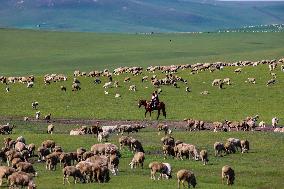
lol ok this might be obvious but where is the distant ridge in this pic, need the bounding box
[0,0,284,32]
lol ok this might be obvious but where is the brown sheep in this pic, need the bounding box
[16,162,37,176]
[129,152,145,169]
[119,136,132,150]
[75,161,93,183]
[28,143,35,157]
[177,169,197,189]
[59,153,72,168]
[37,146,50,162]
[222,165,235,185]
[45,152,60,171]
[224,142,236,154]
[62,166,84,184]
[157,123,171,135]
[163,145,175,159]
[8,171,36,189]
[76,147,86,162]
[11,157,23,168]
[149,162,172,180]
[109,154,119,175]
[227,138,241,151]
[240,140,250,153]
[5,150,22,166]
[184,118,195,131]
[82,151,94,161]
[15,141,27,152]
[161,136,175,146]
[200,150,209,165]
[41,140,55,150]
[214,142,225,157]
[0,166,16,186]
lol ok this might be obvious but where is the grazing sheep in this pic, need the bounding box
[16,136,26,144]
[259,121,266,128]
[129,152,145,169]
[115,93,121,98]
[246,77,256,84]
[16,162,37,176]
[109,154,120,175]
[149,162,172,180]
[31,101,39,109]
[124,77,131,82]
[223,78,231,85]
[72,83,81,91]
[266,79,276,86]
[177,169,197,189]
[41,140,55,150]
[27,82,34,88]
[214,142,225,157]
[97,131,110,142]
[199,150,209,165]
[62,166,84,185]
[103,82,112,88]
[161,136,175,146]
[234,68,242,73]
[44,113,51,122]
[222,165,235,185]
[45,152,60,171]
[102,125,118,134]
[224,142,236,154]
[47,124,54,134]
[240,140,250,153]
[0,166,16,186]
[163,145,175,159]
[272,117,279,128]
[61,86,67,91]
[37,147,50,162]
[129,85,137,92]
[27,143,35,157]
[157,123,171,135]
[227,138,241,151]
[76,147,87,162]
[8,171,36,189]
[15,141,27,152]
[35,111,40,120]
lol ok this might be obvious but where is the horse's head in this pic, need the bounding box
[138,100,146,108]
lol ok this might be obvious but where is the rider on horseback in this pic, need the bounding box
[150,91,159,109]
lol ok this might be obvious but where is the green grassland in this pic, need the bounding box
[0,122,283,189]
[0,29,284,123]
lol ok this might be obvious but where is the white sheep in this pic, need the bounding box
[115,94,121,98]
[272,117,279,128]
[129,85,137,92]
[27,82,34,88]
[35,111,40,120]
[97,131,110,142]
[258,121,266,128]
[103,82,112,88]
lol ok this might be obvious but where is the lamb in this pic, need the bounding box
[103,82,112,88]
[129,85,137,91]
[8,171,36,189]
[129,152,145,169]
[31,101,39,109]
[97,131,110,142]
[47,124,54,134]
[62,166,84,184]
[234,68,242,73]
[177,169,197,189]
[272,117,279,128]
[149,162,172,180]
[130,138,145,153]
[199,150,209,165]
[119,136,132,150]
[16,162,37,176]
[240,140,250,153]
[222,165,235,185]
[214,142,225,157]
[0,166,16,186]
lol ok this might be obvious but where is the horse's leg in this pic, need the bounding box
[162,107,166,118]
[145,110,147,118]
[157,109,160,120]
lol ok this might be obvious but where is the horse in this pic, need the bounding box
[138,100,166,120]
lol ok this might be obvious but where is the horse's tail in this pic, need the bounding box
[161,102,166,118]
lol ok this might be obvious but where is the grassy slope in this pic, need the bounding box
[0,122,283,189]
[0,30,284,123]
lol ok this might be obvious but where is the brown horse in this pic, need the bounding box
[138,100,166,120]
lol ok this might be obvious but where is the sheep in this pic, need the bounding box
[15,141,27,152]
[177,169,197,189]
[221,165,235,185]
[11,158,23,168]
[246,77,256,84]
[240,140,250,153]
[129,152,145,169]
[149,162,172,180]
[184,118,195,131]
[82,151,94,161]
[109,154,120,175]
[223,78,231,85]
[44,113,51,122]
[157,123,172,135]
[5,150,22,166]
[115,93,121,98]
[124,77,131,82]
[24,117,29,121]
[234,68,242,73]
[61,86,67,91]
[129,85,137,91]
[47,124,54,134]
[41,140,55,150]
[102,125,118,134]
[0,123,15,135]
[214,142,225,157]
[8,171,36,189]
[70,129,85,135]
[72,83,81,91]
[185,87,190,92]
[119,136,132,150]
[63,166,84,184]
[27,143,35,157]
[45,152,60,171]
[103,82,112,88]
[272,117,279,128]
[31,101,39,109]
[0,166,16,186]
[27,82,34,88]
[259,121,266,128]
[213,121,223,132]
[162,145,175,159]
[37,147,50,162]
[16,162,37,176]
[161,136,175,146]
[142,76,148,82]
[266,79,276,86]
[200,150,209,165]
[224,142,236,154]
[35,111,40,120]
[175,143,199,160]
[97,131,110,142]
[76,147,86,162]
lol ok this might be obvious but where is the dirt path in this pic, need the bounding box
[0,116,275,132]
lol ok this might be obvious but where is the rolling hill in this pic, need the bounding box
[0,0,284,32]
